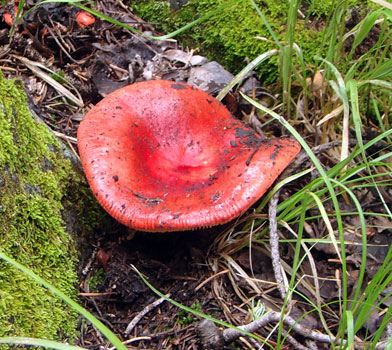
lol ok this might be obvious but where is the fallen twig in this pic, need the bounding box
[198,311,337,348]
[124,294,170,335]
[269,189,287,299]
[198,310,391,349]
[283,331,311,350]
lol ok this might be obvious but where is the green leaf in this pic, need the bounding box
[352,11,381,52]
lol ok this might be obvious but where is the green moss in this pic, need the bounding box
[132,0,171,24]
[87,268,106,292]
[177,302,201,325]
[303,0,369,17]
[131,0,371,82]
[0,72,103,341]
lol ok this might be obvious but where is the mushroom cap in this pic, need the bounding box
[75,11,95,28]
[77,80,300,232]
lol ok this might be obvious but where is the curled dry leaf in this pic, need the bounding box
[96,249,110,271]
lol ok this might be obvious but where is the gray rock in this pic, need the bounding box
[187,61,234,95]
[163,49,208,66]
[190,55,208,66]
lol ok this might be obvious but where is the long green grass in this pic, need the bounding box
[228,1,392,348]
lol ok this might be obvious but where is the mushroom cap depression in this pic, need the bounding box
[77,80,300,232]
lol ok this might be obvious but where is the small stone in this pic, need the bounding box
[190,55,208,66]
[187,61,234,95]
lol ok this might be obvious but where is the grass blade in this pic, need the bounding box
[14,56,84,107]
[371,0,392,10]
[216,49,278,102]
[0,337,88,350]
[346,311,354,350]
[308,192,341,261]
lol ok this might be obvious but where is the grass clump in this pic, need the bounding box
[210,0,392,347]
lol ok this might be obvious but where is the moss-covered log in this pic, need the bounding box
[0,72,103,342]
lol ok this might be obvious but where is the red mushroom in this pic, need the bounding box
[3,0,21,27]
[77,80,300,232]
[75,11,95,29]
[3,13,13,26]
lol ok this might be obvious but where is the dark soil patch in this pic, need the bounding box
[78,224,238,349]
